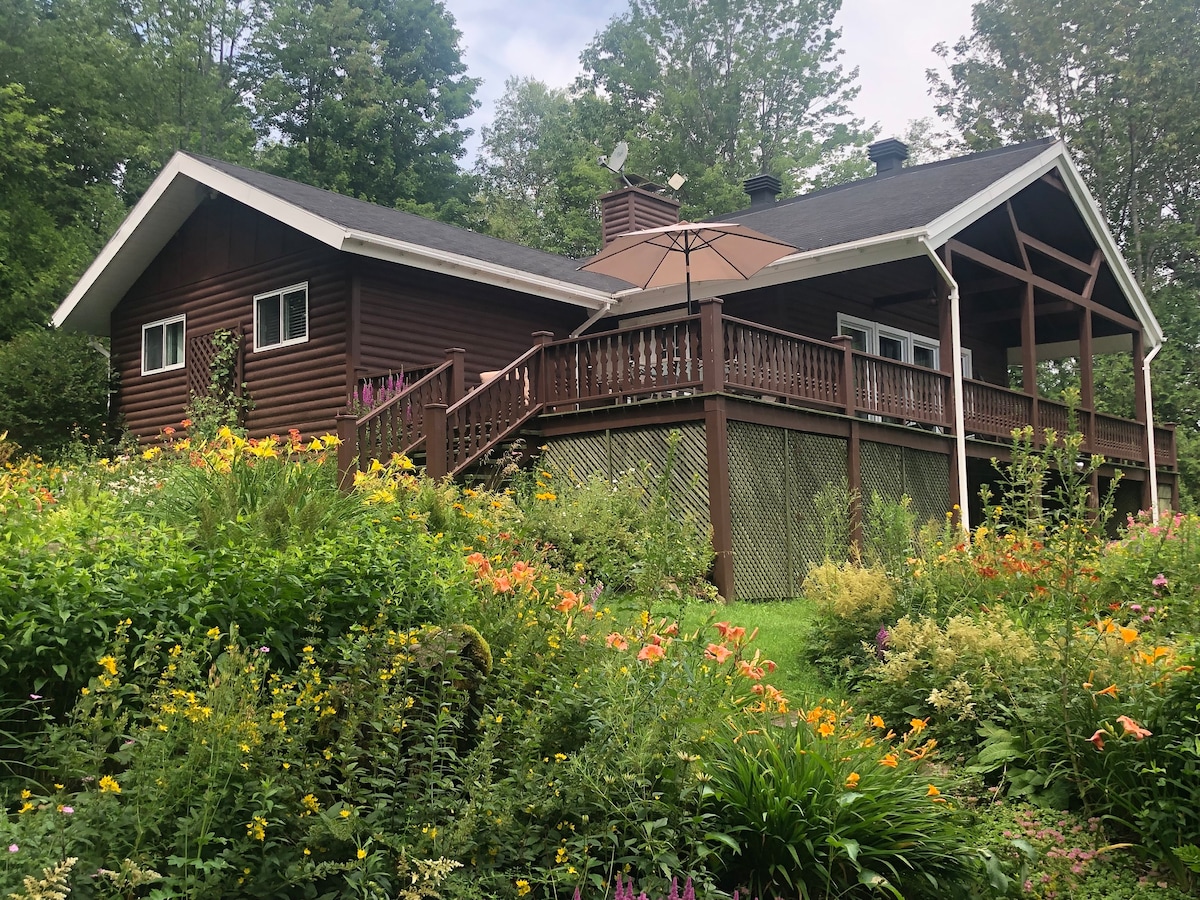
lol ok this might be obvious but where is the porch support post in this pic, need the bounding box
[445,347,466,404]
[1021,283,1040,440]
[532,331,554,407]
[1078,308,1097,509]
[703,395,735,601]
[335,413,358,492]
[699,298,724,393]
[425,403,448,480]
[831,335,855,416]
[847,419,863,555]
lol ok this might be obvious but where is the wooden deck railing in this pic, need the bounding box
[335,349,462,487]
[339,300,1175,486]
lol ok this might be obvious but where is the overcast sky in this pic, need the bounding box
[450,0,978,164]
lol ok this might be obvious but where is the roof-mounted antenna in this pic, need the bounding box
[598,141,631,186]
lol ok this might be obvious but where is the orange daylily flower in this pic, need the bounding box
[879,753,899,768]
[845,772,860,789]
[1095,684,1119,698]
[1116,715,1152,740]
[926,784,940,797]
[637,643,666,663]
[817,722,835,737]
[1118,626,1139,644]
[705,643,733,664]
[870,715,886,729]
[605,633,629,651]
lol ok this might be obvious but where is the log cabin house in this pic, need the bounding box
[53,138,1178,600]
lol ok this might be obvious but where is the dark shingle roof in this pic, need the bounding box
[722,139,1056,251]
[184,153,627,292]
[187,139,1055,289]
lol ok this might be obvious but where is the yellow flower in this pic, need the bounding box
[356,848,367,860]
[20,789,31,800]
[207,626,221,640]
[339,808,352,818]
[535,491,557,501]
[98,775,121,794]
[301,794,320,814]
[98,655,118,676]
[556,846,568,863]
[18,801,34,814]
[927,784,941,797]
[845,772,860,789]
[247,815,267,841]
[516,879,532,896]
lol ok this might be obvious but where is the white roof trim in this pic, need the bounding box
[53,152,610,334]
[923,141,1162,347]
[618,142,1162,346]
[341,232,611,309]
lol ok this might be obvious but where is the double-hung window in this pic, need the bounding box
[254,283,308,351]
[142,315,185,375]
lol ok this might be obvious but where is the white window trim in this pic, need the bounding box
[141,314,186,375]
[837,313,973,377]
[253,282,310,352]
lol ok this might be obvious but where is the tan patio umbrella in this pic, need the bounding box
[579,221,798,312]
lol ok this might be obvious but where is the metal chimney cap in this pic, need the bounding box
[867,138,909,176]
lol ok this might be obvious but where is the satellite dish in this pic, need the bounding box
[667,172,687,191]
[608,141,629,173]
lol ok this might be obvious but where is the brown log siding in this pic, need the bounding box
[355,263,588,386]
[112,198,349,441]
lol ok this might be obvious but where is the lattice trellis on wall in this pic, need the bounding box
[728,424,790,600]
[903,446,950,526]
[728,423,850,600]
[860,440,951,547]
[790,433,852,576]
[541,424,709,529]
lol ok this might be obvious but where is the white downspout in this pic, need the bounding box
[1142,342,1163,521]
[921,239,970,534]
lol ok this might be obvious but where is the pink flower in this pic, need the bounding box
[1088,730,1106,751]
[1152,574,1168,588]
[1116,715,1152,740]
[7,845,17,853]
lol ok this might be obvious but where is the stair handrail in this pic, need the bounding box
[433,334,551,478]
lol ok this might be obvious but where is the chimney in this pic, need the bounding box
[743,172,782,209]
[868,138,909,177]
[600,185,680,246]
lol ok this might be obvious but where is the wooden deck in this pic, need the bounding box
[339,299,1177,481]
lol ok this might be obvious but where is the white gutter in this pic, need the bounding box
[921,238,970,534]
[1142,342,1163,521]
[341,230,612,310]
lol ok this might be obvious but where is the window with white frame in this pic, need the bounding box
[254,283,309,351]
[837,313,973,377]
[142,315,185,375]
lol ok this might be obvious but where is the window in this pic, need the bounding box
[836,313,973,377]
[254,283,308,351]
[142,315,185,374]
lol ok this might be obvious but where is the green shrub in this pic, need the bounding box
[858,609,1039,754]
[516,432,713,602]
[802,560,895,681]
[0,329,113,459]
[703,707,974,899]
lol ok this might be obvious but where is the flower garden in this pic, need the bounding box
[1,425,1198,899]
